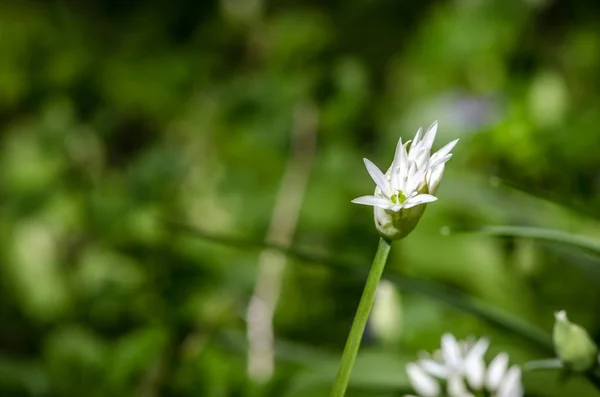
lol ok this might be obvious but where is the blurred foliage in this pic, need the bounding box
[3,0,600,396]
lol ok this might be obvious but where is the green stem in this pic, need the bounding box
[330,237,392,397]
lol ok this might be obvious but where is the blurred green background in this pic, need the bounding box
[2,0,600,396]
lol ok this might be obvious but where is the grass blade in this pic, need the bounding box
[470,225,600,255]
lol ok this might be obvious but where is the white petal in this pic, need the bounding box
[407,159,418,177]
[363,158,391,197]
[464,341,488,389]
[466,338,489,361]
[351,195,392,209]
[412,127,423,149]
[497,366,523,397]
[429,153,453,170]
[392,138,409,192]
[421,121,438,152]
[419,358,450,378]
[405,162,428,194]
[408,129,424,162]
[485,352,509,391]
[430,139,459,167]
[441,334,462,369]
[447,375,472,397]
[427,164,445,195]
[464,357,485,390]
[403,194,438,209]
[391,203,404,212]
[406,363,440,397]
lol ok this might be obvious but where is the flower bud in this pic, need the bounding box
[553,310,598,371]
[374,198,428,240]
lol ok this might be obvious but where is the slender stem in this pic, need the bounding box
[523,359,563,372]
[330,237,392,397]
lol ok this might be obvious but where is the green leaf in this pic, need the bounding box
[471,225,600,255]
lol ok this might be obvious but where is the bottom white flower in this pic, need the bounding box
[405,333,524,397]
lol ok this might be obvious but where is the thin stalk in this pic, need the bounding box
[330,237,392,397]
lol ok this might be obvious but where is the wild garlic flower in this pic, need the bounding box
[405,333,524,397]
[352,122,458,240]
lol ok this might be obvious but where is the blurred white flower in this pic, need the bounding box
[352,121,458,211]
[419,334,489,390]
[406,362,440,397]
[405,333,524,397]
[352,122,459,240]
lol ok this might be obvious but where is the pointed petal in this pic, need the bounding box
[416,147,431,171]
[466,337,489,361]
[406,155,429,194]
[363,158,391,197]
[464,357,486,390]
[496,365,522,397]
[441,333,462,368]
[404,171,422,196]
[419,358,450,378]
[412,127,423,148]
[485,352,509,391]
[421,121,438,152]
[463,339,489,389]
[403,161,419,193]
[431,139,459,164]
[406,363,440,397]
[429,152,453,170]
[351,195,392,209]
[447,375,472,397]
[409,127,423,159]
[403,194,438,209]
[392,138,409,192]
[427,164,446,195]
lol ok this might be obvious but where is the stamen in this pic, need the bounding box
[391,190,407,204]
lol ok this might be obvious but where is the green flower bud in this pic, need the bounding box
[553,310,598,372]
[374,197,427,240]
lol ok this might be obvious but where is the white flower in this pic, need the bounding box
[419,334,489,390]
[490,356,524,397]
[352,121,458,212]
[405,333,524,397]
[351,122,459,240]
[406,362,440,397]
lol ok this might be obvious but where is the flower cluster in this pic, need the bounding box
[405,334,523,397]
[352,122,458,239]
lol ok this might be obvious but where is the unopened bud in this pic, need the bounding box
[553,310,598,372]
[374,201,427,240]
